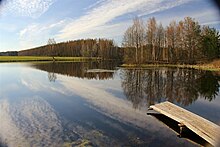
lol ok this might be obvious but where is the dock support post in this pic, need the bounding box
[178,123,186,137]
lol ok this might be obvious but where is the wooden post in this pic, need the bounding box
[178,123,186,137]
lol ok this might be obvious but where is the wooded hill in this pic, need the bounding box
[18,38,122,60]
[122,17,220,64]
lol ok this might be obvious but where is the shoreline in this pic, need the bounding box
[121,62,220,71]
[0,56,102,62]
[1,56,219,71]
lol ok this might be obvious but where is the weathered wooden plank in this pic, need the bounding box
[149,101,220,146]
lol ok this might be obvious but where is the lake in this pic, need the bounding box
[0,62,219,147]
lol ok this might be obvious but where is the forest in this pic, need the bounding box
[122,17,220,64]
[18,38,122,60]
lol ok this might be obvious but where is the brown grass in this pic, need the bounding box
[121,59,220,71]
[202,59,220,68]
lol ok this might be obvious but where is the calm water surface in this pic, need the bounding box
[0,62,219,147]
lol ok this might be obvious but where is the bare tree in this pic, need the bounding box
[132,17,145,63]
[156,23,165,61]
[122,16,219,64]
[166,21,177,62]
[176,20,185,62]
[123,17,145,63]
[182,17,201,63]
[147,17,157,61]
[122,27,134,47]
[47,38,56,60]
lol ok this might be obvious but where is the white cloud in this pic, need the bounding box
[84,0,106,11]
[19,19,67,49]
[68,22,130,41]
[154,7,220,27]
[192,9,220,25]
[138,0,193,17]
[201,21,220,26]
[17,0,219,49]
[19,20,66,38]
[2,0,55,18]
[0,97,63,147]
[54,75,158,129]
[56,0,192,40]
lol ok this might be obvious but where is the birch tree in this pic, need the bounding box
[147,17,157,61]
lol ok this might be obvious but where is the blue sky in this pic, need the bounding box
[0,0,219,51]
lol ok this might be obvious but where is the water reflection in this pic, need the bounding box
[1,63,194,146]
[31,61,119,81]
[121,68,220,108]
[48,72,57,82]
[1,63,219,146]
[148,113,208,146]
[0,97,63,147]
[30,62,220,108]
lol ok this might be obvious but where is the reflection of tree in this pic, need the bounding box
[197,72,220,101]
[48,72,57,82]
[45,62,57,82]
[121,70,145,109]
[121,68,220,108]
[31,61,119,80]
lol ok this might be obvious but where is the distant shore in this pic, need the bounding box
[0,56,101,62]
[1,56,219,71]
[121,59,220,71]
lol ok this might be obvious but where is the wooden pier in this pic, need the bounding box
[148,101,220,146]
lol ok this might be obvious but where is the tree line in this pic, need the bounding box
[122,17,220,64]
[18,38,122,60]
[0,51,18,56]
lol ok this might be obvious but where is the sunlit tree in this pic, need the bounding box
[123,17,145,63]
[147,17,157,61]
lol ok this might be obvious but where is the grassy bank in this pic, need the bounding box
[121,59,220,71]
[0,56,101,62]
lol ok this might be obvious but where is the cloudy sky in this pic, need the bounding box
[0,0,219,51]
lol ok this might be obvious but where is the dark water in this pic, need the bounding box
[0,62,219,147]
